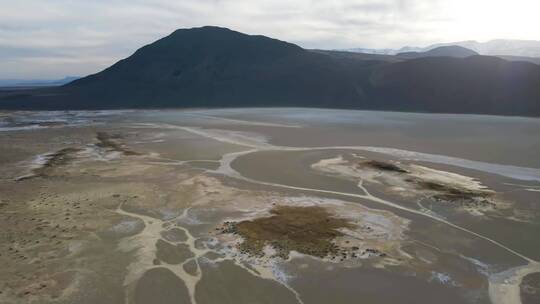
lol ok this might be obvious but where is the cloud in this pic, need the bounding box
[0,0,538,78]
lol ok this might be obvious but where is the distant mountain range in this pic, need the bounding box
[0,76,79,88]
[344,39,540,65]
[395,46,479,59]
[1,26,539,117]
[345,39,540,57]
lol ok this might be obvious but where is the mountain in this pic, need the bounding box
[344,39,540,62]
[0,76,79,88]
[1,26,540,117]
[340,47,397,55]
[496,55,540,66]
[367,56,540,115]
[428,39,540,58]
[60,27,362,109]
[396,46,478,59]
[311,49,399,63]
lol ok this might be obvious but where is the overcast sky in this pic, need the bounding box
[1,0,539,79]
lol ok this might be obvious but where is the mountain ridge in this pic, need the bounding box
[344,39,540,61]
[396,46,479,59]
[0,76,79,88]
[1,26,539,117]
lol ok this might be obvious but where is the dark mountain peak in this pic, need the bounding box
[427,45,478,56]
[70,26,305,87]
[159,25,303,55]
[166,25,249,42]
[173,25,231,33]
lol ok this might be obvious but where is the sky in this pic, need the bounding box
[1,0,539,79]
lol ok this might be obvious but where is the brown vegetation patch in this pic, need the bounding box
[37,148,82,172]
[36,121,67,128]
[359,160,408,173]
[222,206,354,259]
[409,179,495,208]
[96,132,140,156]
[414,180,485,198]
[18,147,82,180]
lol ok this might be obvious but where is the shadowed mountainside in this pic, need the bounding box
[1,26,539,116]
[367,56,540,115]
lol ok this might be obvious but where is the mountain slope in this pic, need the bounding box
[368,56,540,115]
[1,26,540,116]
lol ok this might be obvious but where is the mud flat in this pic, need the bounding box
[1,109,539,304]
[521,272,540,304]
[195,260,299,304]
[133,267,190,304]
[489,262,540,304]
[287,259,470,304]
